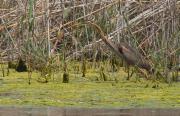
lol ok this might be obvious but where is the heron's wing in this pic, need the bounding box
[118,43,146,65]
[121,43,143,59]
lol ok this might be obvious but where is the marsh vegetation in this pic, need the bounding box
[0,0,180,107]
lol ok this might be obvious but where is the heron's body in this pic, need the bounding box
[74,22,155,76]
[117,42,154,74]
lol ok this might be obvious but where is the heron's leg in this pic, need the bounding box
[128,68,135,80]
[129,68,134,77]
[126,66,133,80]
